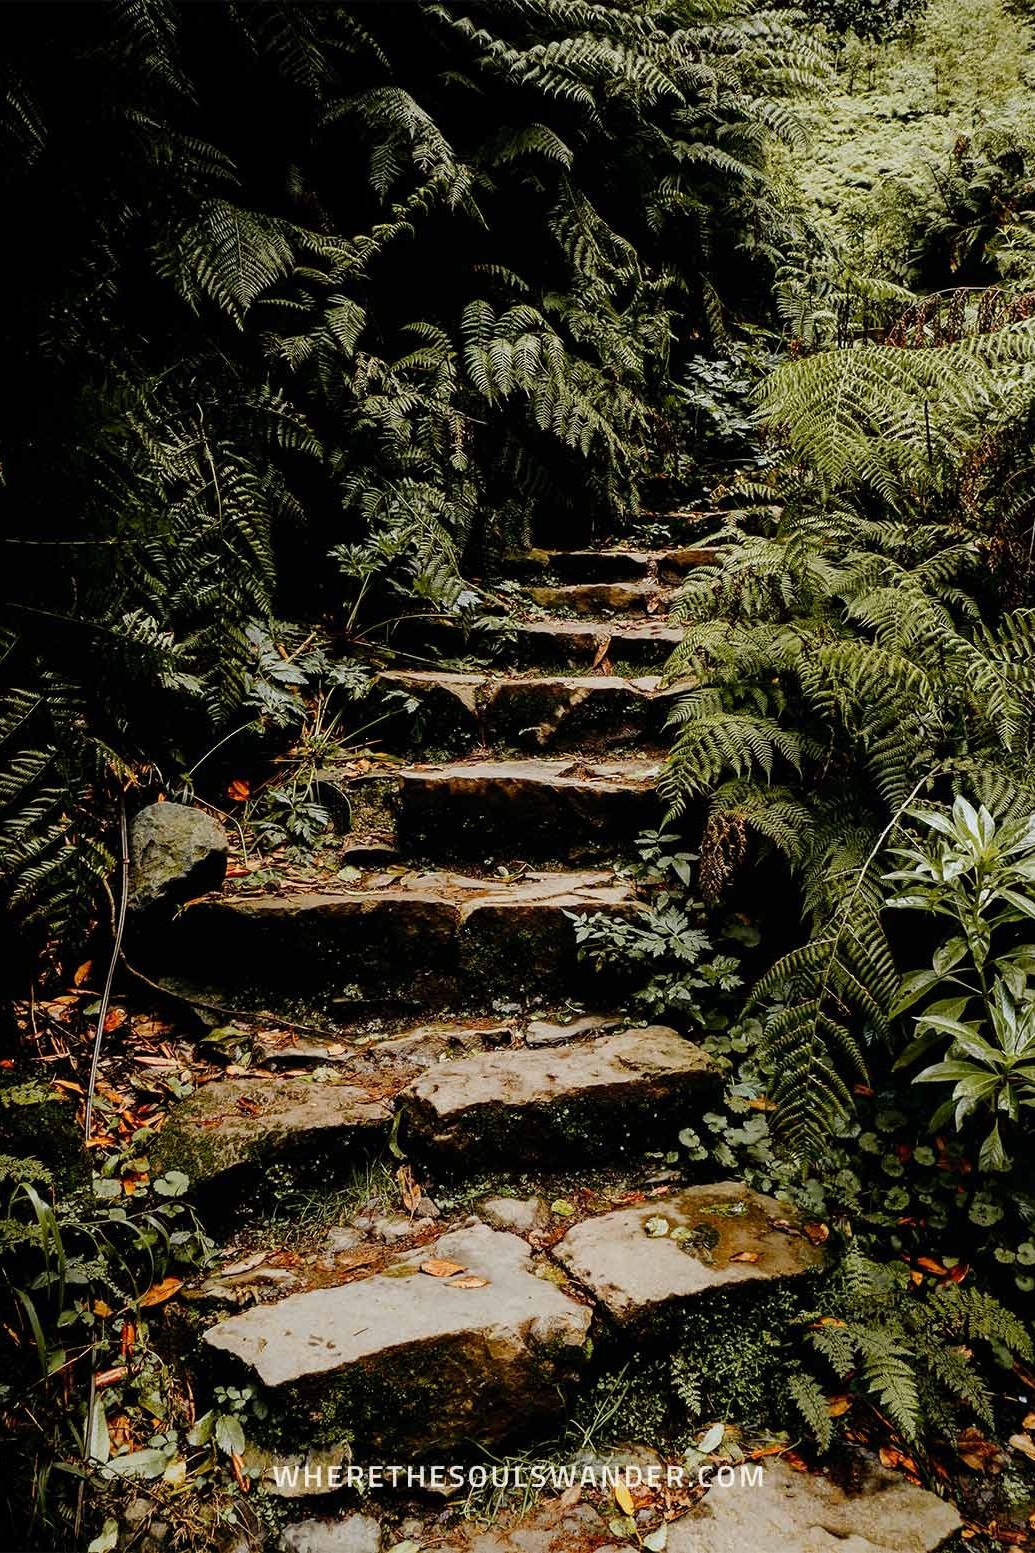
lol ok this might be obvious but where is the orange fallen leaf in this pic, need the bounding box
[420,1259,466,1279]
[813,1316,846,1328]
[729,1251,760,1264]
[73,961,93,986]
[747,1097,777,1111]
[95,1366,127,1390]
[138,1277,183,1308]
[448,1275,490,1289]
[93,1300,113,1318]
[614,1481,635,1516]
[103,1008,127,1034]
[227,779,250,802]
[827,1396,851,1417]
[804,1222,830,1245]
[916,1256,948,1276]
[231,1450,249,1492]
[397,1165,422,1213]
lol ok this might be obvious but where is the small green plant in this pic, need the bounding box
[569,831,743,1027]
[888,798,1035,1169]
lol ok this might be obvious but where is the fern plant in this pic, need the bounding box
[661,484,1035,1151]
[0,0,826,961]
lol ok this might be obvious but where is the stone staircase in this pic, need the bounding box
[150,526,960,1552]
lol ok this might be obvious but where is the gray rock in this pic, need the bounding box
[280,1514,381,1553]
[205,1224,592,1456]
[155,869,635,1009]
[401,1026,717,1167]
[129,802,227,911]
[666,1456,960,1552]
[397,757,661,860]
[477,1195,548,1236]
[552,1181,824,1324]
[154,1079,388,1189]
[413,1457,959,1553]
[524,1014,622,1048]
[242,1445,351,1499]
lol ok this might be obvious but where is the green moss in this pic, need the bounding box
[0,1077,87,1188]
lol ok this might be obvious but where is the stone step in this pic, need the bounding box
[373,1455,959,1553]
[377,669,684,752]
[552,1181,824,1327]
[525,580,674,615]
[396,757,661,859]
[145,868,640,1012]
[537,545,718,584]
[204,1222,593,1457]
[154,1078,390,1193]
[399,1025,718,1168]
[159,1014,655,1192]
[513,618,683,669]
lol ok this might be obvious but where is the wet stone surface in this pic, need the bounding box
[552,1180,825,1324]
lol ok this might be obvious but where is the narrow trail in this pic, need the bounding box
[143,512,960,1552]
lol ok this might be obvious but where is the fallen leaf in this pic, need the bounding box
[448,1275,490,1289]
[590,636,612,670]
[1010,1433,1035,1463]
[231,1450,250,1492]
[614,1481,635,1516]
[804,1221,830,1245]
[397,1165,422,1213]
[138,1277,183,1308]
[729,1251,760,1264]
[550,1199,576,1217]
[220,1251,269,1277]
[916,1256,948,1276]
[93,1300,113,1318]
[420,1259,466,1279]
[697,1423,724,1454]
[227,779,250,801]
[827,1396,851,1417]
[1023,1412,1035,1431]
[73,961,93,987]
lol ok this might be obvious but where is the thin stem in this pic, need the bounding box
[84,797,130,1145]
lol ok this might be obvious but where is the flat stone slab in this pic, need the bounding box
[152,869,637,1010]
[400,1026,717,1167]
[154,1079,388,1189]
[526,581,673,615]
[540,546,719,584]
[397,758,661,859]
[552,1181,824,1323]
[667,1456,961,1553]
[514,619,683,669]
[377,670,674,752]
[416,1455,959,1553]
[204,1224,592,1455]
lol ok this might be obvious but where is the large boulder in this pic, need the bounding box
[130,802,228,911]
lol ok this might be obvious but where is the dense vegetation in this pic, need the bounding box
[5,0,1035,1547]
